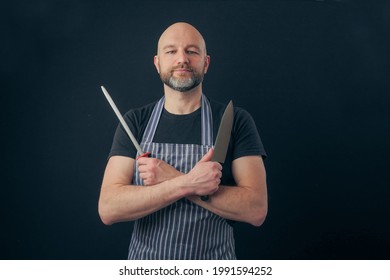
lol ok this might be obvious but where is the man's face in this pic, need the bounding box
[154,24,210,92]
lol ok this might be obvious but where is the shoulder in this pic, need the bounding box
[123,101,158,126]
[208,97,254,123]
[118,100,160,142]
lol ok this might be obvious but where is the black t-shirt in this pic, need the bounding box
[109,98,267,186]
[154,107,202,144]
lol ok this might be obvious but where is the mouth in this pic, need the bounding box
[172,66,193,73]
[173,69,191,73]
[172,69,192,78]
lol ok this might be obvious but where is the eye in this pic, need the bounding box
[186,50,199,55]
[166,50,176,54]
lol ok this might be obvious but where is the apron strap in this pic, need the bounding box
[141,96,165,144]
[201,95,213,146]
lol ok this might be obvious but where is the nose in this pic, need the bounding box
[176,49,189,65]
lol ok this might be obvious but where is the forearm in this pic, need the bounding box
[187,156,268,226]
[187,184,268,226]
[99,175,189,225]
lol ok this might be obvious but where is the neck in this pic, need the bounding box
[163,85,202,114]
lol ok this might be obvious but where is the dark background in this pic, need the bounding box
[2,0,389,259]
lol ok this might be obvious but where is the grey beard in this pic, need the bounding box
[160,70,203,92]
[166,76,201,92]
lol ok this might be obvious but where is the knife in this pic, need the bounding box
[101,86,150,160]
[201,100,234,201]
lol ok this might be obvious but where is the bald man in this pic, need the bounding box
[98,22,268,260]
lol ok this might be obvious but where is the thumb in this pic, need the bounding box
[199,148,214,163]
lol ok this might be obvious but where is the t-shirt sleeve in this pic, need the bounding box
[108,111,140,160]
[232,108,267,160]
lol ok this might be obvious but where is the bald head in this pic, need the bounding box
[157,22,207,55]
[154,22,210,93]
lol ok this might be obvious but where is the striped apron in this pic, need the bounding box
[128,94,236,260]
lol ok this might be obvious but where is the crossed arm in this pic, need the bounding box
[98,149,267,226]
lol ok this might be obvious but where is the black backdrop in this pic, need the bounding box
[2,0,390,260]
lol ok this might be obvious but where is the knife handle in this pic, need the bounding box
[136,152,151,160]
[200,195,209,201]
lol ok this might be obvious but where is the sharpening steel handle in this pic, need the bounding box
[136,152,151,160]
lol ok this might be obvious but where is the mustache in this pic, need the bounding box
[171,64,193,72]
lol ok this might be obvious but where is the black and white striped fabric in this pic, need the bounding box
[128,94,236,260]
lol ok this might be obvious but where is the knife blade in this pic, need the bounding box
[212,100,234,163]
[101,86,150,160]
[201,100,234,201]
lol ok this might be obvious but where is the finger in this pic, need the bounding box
[137,157,149,165]
[139,172,147,179]
[199,148,214,163]
[215,162,223,171]
[138,165,147,173]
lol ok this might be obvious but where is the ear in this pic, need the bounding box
[153,55,160,73]
[203,55,210,74]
